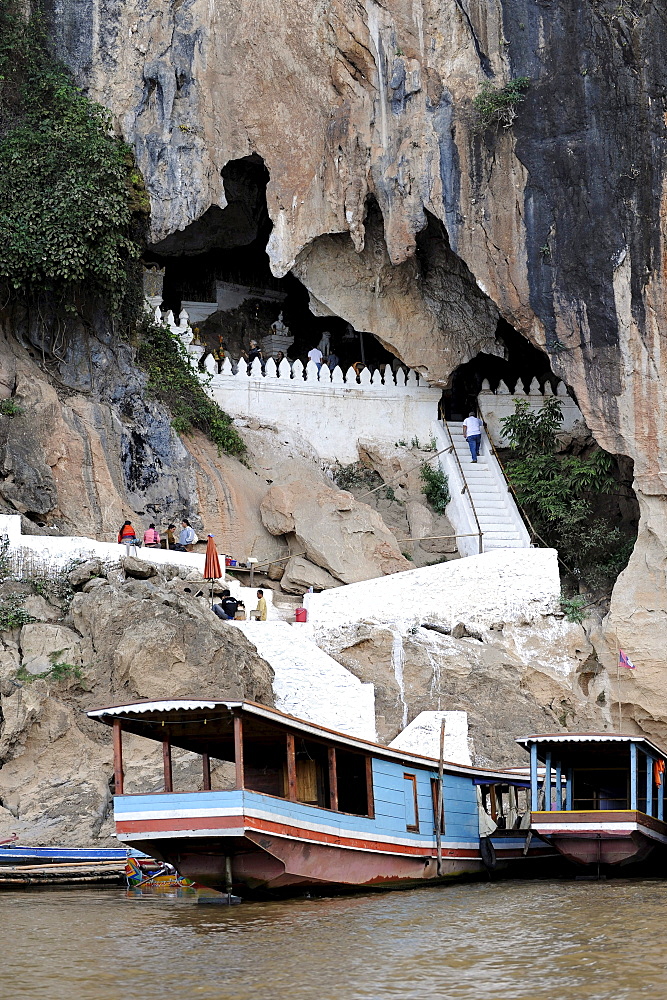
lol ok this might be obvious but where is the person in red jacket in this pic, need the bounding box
[118,521,139,545]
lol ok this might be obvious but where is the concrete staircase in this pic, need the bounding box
[445,422,529,552]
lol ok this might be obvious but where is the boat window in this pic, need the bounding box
[242,718,289,798]
[294,738,331,808]
[403,774,419,832]
[572,768,628,811]
[336,749,370,816]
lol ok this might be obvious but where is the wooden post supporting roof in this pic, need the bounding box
[658,764,665,822]
[202,753,211,791]
[162,740,173,793]
[566,767,573,810]
[544,751,552,811]
[530,743,538,812]
[365,755,375,819]
[328,747,338,811]
[112,719,124,796]
[234,714,244,790]
[286,732,297,801]
[630,742,638,810]
[646,751,653,817]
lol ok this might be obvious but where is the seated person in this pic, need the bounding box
[172,519,197,551]
[213,590,239,620]
[118,521,140,546]
[143,523,160,547]
[160,524,176,549]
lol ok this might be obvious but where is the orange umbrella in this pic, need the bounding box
[204,535,222,607]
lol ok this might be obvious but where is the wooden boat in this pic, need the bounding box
[88,699,554,895]
[517,733,667,867]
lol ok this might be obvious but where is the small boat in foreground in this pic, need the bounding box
[88,699,555,896]
[517,733,667,867]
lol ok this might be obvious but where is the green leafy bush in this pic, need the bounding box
[137,316,246,457]
[420,463,451,514]
[0,598,36,631]
[0,399,23,416]
[560,594,587,624]
[471,77,530,132]
[0,3,143,316]
[16,651,83,684]
[502,397,636,590]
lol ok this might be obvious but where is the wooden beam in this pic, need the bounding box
[286,732,297,801]
[544,751,552,811]
[555,762,562,811]
[234,714,244,790]
[646,751,653,817]
[530,743,538,812]
[202,753,211,791]
[489,784,498,822]
[328,747,338,811]
[162,740,173,793]
[630,742,638,810]
[112,719,124,796]
[365,755,375,818]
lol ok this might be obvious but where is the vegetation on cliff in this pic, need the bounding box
[0,2,144,320]
[137,316,246,457]
[502,397,635,591]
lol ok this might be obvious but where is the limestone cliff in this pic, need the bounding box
[45,0,667,690]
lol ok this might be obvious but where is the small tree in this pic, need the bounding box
[501,398,635,591]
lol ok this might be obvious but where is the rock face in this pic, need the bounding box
[0,571,274,845]
[46,0,667,694]
[260,480,411,584]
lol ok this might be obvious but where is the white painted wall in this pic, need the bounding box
[0,514,217,580]
[232,620,376,740]
[389,711,472,766]
[206,358,441,465]
[304,548,561,635]
[478,379,585,447]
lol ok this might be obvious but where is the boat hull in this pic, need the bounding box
[530,810,667,867]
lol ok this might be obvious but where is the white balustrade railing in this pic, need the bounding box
[151,304,442,463]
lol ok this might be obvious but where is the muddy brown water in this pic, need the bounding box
[1,880,666,999]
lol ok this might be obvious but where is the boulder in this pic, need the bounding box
[82,577,109,593]
[67,559,103,588]
[260,481,410,584]
[267,562,285,581]
[281,556,340,595]
[21,595,60,622]
[19,623,83,676]
[122,556,158,579]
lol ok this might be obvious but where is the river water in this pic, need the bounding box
[2,880,665,999]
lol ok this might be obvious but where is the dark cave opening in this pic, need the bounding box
[144,155,396,371]
[442,319,560,421]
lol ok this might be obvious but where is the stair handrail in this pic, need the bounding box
[480,419,545,547]
[442,420,483,554]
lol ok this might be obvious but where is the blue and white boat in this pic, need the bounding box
[88,699,553,894]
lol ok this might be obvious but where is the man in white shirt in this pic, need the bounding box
[463,412,483,462]
[307,346,323,370]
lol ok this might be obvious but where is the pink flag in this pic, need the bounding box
[619,649,636,670]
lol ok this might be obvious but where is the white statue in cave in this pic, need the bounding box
[317,330,331,355]
[271,311,289,337]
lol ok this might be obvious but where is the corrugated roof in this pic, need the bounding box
[87,699,521,782]
[516,733,667,757]
[88,700,223,717]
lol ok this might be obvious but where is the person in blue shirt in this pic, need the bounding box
[173,519,197,551]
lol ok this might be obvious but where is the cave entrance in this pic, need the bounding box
[442,319,558,421]
[145,155,396,372]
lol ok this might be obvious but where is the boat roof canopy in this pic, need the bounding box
[88,699,519,782]
[517,732,667,765]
